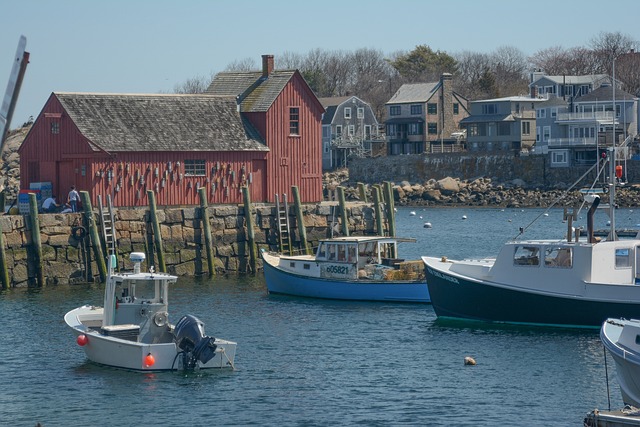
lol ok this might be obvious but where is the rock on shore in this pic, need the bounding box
[324,169,640,208]
[0,126,27,206]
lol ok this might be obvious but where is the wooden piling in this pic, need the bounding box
[383,182,397,258]
[80,191,107,282]
[242,186,258,273]
[372,186,385,237]
[147,190,166,273]
[28,193,44,287]
[383,181,396,238]
[337,186,349,237]
[291,186,311,255]
[357,182,368,203]
[198,187,216,277]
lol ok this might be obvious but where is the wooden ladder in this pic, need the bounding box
[275,194,292,255]
[97,194,117,264]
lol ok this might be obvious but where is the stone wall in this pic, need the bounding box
[349,153,640,188]
[2,201,381,287]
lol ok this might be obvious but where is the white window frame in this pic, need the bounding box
[348,125,355,136]
[357,107,364,119]
[344,107,351,119]
[551,151,568,165]
[543,126,551,142]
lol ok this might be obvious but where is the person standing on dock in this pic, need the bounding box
[68,185,80,212]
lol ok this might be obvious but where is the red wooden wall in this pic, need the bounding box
[251,72,324,203]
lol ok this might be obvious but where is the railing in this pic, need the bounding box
[556,111,615,122]
[547,137,599,147]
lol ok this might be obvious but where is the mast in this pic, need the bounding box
[608,146,617,241]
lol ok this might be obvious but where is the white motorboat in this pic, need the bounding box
[601,318,640,407]
[65,252,236,371]
[422,146,640,328]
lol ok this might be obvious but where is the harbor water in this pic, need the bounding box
[1,206,636,426]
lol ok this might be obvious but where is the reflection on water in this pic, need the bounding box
[0,207,631,425]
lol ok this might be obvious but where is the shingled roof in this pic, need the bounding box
[387,83,439,104]
[54,92,267,153]
[206,70,296,112]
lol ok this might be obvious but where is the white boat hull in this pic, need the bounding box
[65,306,236,371]
[601,318,640,407]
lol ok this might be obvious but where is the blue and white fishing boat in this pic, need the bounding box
[261,236,429,303]
[422,146,640,328]
[65,252,236,371]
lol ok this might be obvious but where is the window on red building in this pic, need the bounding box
[289,107,300,135]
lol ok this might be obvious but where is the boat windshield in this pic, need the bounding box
[544,247,572,268]
[513,246,540,266]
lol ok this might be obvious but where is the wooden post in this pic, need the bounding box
[242,186,258,273]
[337,186,349,237]
[0,192,5,212]
[372,186,385,237]
[384,181,397,258]
[28,193,44,287]
[147,190,166,273]
[291,186,311,255]
[80,191,107,282]
[198,187,216,277]
[383,181,396,238]
[357,182,368,203]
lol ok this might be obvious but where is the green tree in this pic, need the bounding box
[389,45,458,82]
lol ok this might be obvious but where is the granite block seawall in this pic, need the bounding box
[2,202,379,287]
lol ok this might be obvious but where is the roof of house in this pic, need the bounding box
[530,74,610,86]
[574,85,637,103]
[54,92,267,152]
[206,70,297,112]
[459,114,516,124]
[386,83,439,104]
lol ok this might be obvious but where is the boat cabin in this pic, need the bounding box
[488,240,640,288]
[102,253,177,343]
[316,237,406,268]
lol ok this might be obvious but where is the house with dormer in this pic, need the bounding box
[385,73,469,155]
[318,96,382,170]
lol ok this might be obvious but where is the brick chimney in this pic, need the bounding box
[262,54,274,78]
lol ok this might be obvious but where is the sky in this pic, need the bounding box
[1,0,639,128]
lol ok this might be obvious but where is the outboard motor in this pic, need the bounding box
[174,315,217,370]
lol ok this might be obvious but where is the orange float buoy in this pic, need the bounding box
[144,353,155,368]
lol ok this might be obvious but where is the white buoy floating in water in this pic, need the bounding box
[543,213,549,217]
[462,215,467,220]
[464,356,476,366]
[423,222,432,228]
[410,211,416,216]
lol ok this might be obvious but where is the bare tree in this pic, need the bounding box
[224,57,258,72]
[490,46,529,96]
[590,32,638,74]
[454,51,493,99]
[173,74,214,94]
[278,51,305,69]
